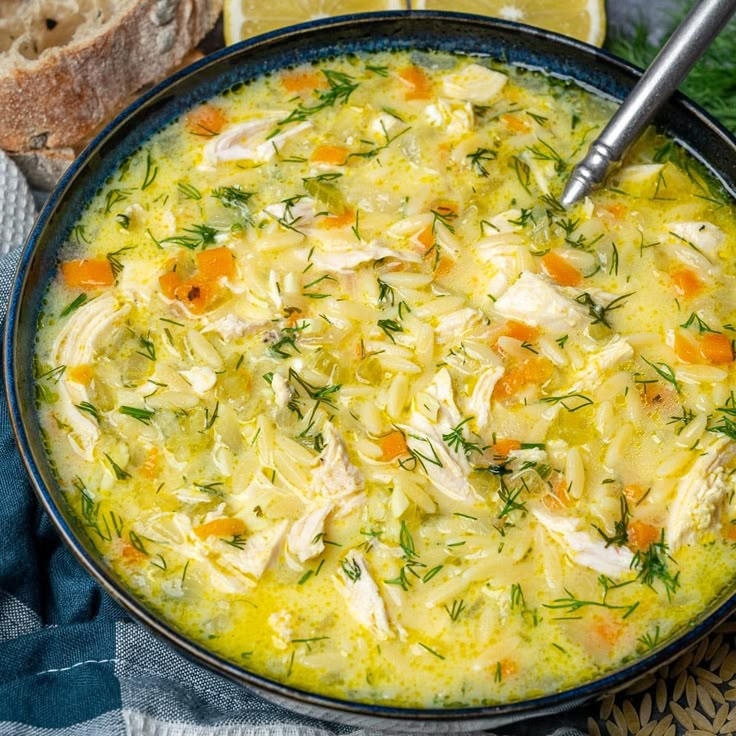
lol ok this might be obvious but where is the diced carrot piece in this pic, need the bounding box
[628,521,659,551]
[500,113,532,133]
[502,320,539,344]
[194,517,247,540]
[498,658,518,678]
[318,209,354,229]
[540,251,583,287]
[399,66,432,100]
[141,447,159,479]
[174,279,214,314]
[434,255,455,279]
[121,543,147,562]
[281,70,328,94]
[69,364,94,384]
[670,267,703,299]
[185,104,226,136]
[493,357,554,399]
[492,439,521,457]
[196,247,235,280]
[600,202,628,218]
[159,270,182,299]
[431,200,458,217]
[700,332,734,364]
[379,430,408,462]
[416,224,434,251]
[61,259,115,289]
[543,473,572,510]
[623,484,648,504]
[673,330,702,364]
[724,522,736,542]
[311,145,349,166]
[592,615,623,646]
[639,381,675,408]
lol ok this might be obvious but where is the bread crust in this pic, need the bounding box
[0,0,222,151]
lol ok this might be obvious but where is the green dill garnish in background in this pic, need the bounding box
[606,10,736,133]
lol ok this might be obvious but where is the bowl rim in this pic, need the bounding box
[5,9,736,723]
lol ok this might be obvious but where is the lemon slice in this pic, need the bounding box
[224,0,407,45]
[410,0,606,47]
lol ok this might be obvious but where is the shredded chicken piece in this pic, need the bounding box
[51,293,129,460]
[311,423,366,514]
[441,63,507,103]
[286,504,333,566]
[202,117,311,165]
[334,550,393,639]
[467,365,504,430]
[203,314,270,340]
[532,506,634,577]
[218,520,288,580]
[668,436,736,551]
[402,368,480,504]
[494,272,589,333]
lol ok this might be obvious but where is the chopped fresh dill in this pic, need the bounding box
[177,181,202,200]
[141,151,158,190]
[466,147,497,177]
[119,405,155,425]
[60,293,87,317]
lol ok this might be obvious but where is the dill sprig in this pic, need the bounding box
[632,531,680,599]
[160,224,218,249]
[212,186,254,225]
[278,69,359,126]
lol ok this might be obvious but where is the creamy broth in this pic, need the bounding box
[34,50,736,707]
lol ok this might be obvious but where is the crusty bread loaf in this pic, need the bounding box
[0,0,222,156]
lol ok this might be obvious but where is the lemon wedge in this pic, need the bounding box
[410,0,606,47]
[224,0,407,45]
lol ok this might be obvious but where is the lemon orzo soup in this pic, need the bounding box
[34,50,736,708]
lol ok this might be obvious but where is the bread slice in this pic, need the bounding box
[0,0,223,153]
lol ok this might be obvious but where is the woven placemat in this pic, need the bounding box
[588,620,736,736]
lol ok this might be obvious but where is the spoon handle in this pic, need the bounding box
[561,0,736,208]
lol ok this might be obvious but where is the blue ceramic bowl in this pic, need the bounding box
[6,11,736,732]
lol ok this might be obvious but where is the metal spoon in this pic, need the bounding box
[561,0,736,208]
